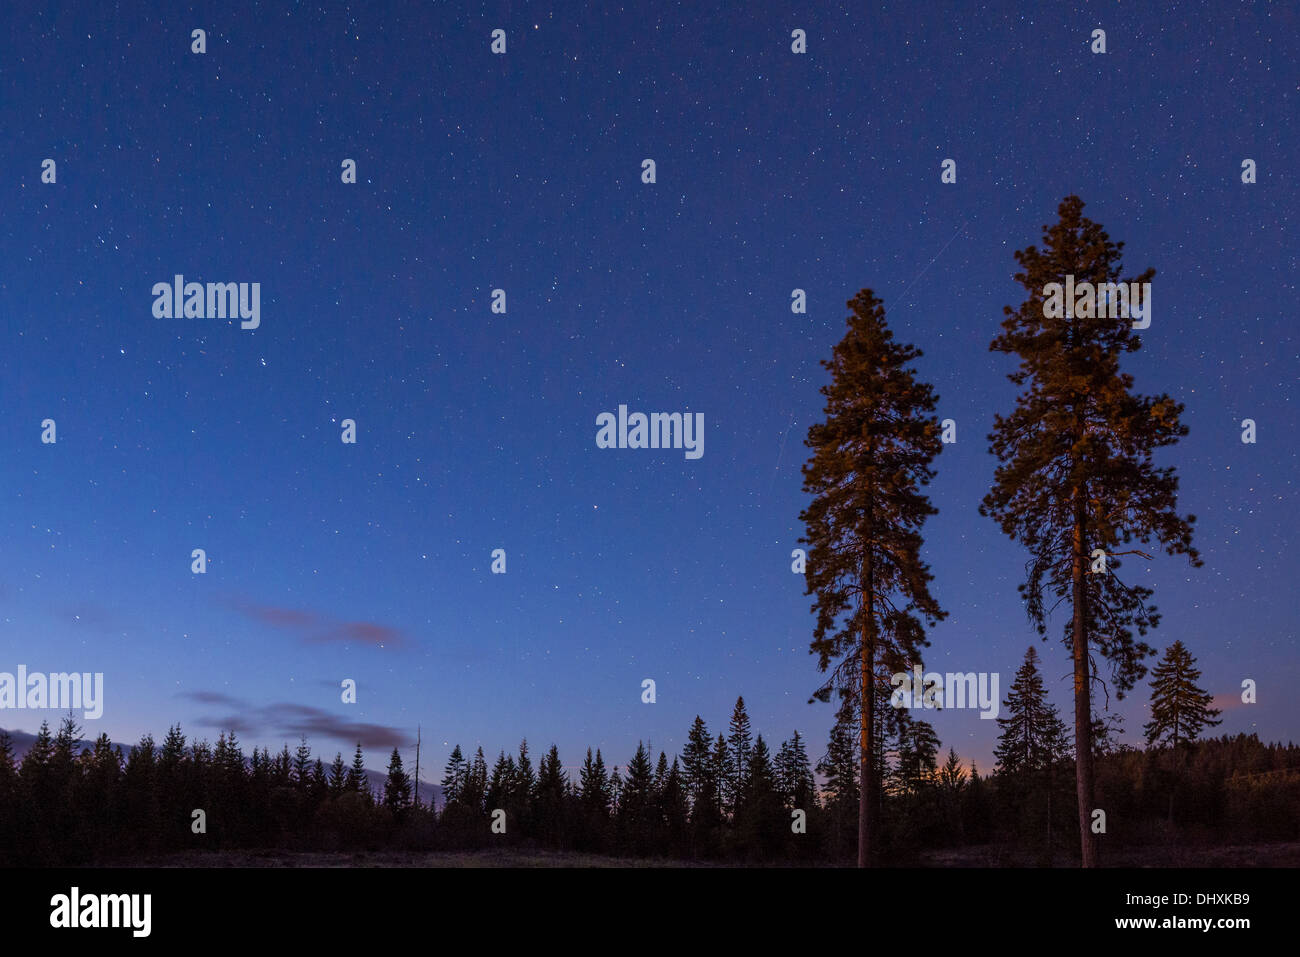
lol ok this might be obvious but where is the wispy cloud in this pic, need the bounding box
[180,692,410,749]
[223,595,406,649]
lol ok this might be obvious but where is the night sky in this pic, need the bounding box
[1,1,1295,780]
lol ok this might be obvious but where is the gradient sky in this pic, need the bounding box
[0,1,1295,780]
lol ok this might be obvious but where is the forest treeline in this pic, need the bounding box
[3,684,1297,866]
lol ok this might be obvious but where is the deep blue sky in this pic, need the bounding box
[1,1,1295,779]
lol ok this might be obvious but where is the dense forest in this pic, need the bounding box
[3,674,1297,866]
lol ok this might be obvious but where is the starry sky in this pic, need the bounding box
[0,1,1295,779]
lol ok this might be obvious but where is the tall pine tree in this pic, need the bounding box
[982,196,1201,866]
[800,288,946,867]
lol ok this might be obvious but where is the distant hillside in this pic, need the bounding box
[1,727,443,808]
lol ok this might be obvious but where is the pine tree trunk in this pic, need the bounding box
[859,514,877,869]
[859,625,875,868]
[1072,489,1099,868]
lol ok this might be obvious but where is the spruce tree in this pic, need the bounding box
[817,717,860,817]
[661,758,691,855]
[775,731,816,811]
[487,752,517,813]
[462,747,489,813]
[20,721,54,777]
[726,697,754,814]
[939,748,966,791]
[618,742,656,854]
[736,735,783,859]
[607,765,623,811]
[1144,640,1221,751]
[534,745,567,846]
[994,647,1070,855]
[711,733,734,820]
[579,748,608,813]
[894,718,940,795]
[441,744,466,806]
[680,717,713,809]
[653,751,670,799]
[122,732,160,851]
[993,646,1069,778]
[274,744,293,788]
[0,731,17,800]
[816,716,859,859]
[52,716,82,795]
[346,743,368,799]
[799,288,946,867]
[982,196,1201,866]
[160,725,187,770]
[514,739,536,830]
[328,753,347,796]
[516,739,537,805]
[383,748,412,814]
[292,737,312,789]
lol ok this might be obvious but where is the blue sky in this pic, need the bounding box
[0,0,1294,777]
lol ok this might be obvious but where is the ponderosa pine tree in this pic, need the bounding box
[800,288,946,867]
[1144,641,1221,751]
[982,196,1201,866]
